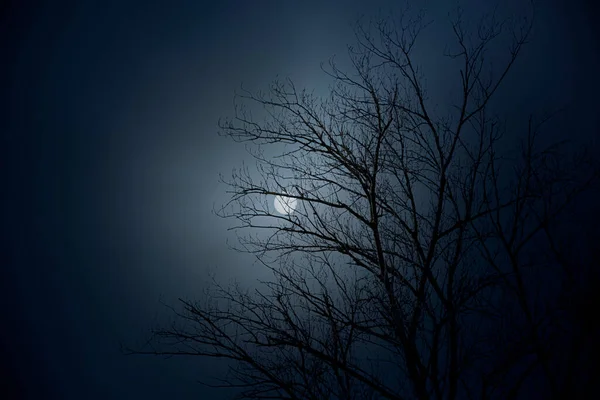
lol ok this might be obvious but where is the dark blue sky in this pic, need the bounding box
[1,0,598,399]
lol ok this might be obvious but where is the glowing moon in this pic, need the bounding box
[274,195,297,215]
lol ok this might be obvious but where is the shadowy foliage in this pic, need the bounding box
[126,3,599,399]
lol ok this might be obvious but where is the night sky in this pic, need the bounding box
[1,0,598,399]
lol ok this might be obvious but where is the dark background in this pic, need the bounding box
[1,0,598,399]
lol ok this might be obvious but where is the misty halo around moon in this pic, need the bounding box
[274,195,297,215]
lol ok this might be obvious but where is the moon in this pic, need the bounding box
[274,195,297,215]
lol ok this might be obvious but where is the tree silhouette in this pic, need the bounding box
[125,4,598,399]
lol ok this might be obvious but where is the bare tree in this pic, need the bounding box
[126,3,598,399]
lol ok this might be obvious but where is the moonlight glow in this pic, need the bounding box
[274,195,297,215]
